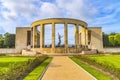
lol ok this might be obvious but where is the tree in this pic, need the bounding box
[103,33,109,47]
[109,35,115,46]
[114,34,120,46]
[4,32,15,48]
[110,32,116,35]
[0,34,4,48]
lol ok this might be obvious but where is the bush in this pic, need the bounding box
[0,54,7,56]
[0,56,48,80]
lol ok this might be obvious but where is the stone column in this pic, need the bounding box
[64,23,68,52]
[52,22,55,48]
[34,27,37,47]
[84,28,86,46]
[40,24,44,48]
[31,28,33,47]
[85,29,88,46]
[74,24,79,48]
[39,25,41,48]
[32,27,35,49]
[81,27,86,46]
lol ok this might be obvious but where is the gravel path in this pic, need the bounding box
[41,56,96,80]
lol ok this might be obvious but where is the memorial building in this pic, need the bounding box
[15,18,103,54]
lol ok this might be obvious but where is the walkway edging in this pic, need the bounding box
[68,57,97,80]
[38,58,53,80]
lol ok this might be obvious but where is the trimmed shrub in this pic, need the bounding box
[0,56,48,80]
[0,54,7,56]
[73,55,120,79]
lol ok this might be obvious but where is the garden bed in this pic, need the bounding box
[73,55,120,80]
[0,55,48,80]
[70,57,111,80]
[24,57,52,80]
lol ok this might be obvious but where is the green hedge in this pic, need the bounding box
[0,54,7,56]
[24,57,52,80]
[73,55,120,79]
[0,56,48,80]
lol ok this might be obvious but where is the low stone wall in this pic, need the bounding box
[0,48,17,54]
[81,49,98,54]
[104,48,120,53]
[1,47,120,54]
[32,47,83,53]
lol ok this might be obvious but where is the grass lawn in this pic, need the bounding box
[87,55,120,68]
[0,56,35,74]
[70,57,112,80]
[24,57,52,80]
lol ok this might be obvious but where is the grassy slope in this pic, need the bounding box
[0,56,35,73]
[88,55,120,68]
[70,57,111,80]
[24,57,52,80]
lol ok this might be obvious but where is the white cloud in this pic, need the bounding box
[1,11,17,20]
[0,0,42,33]
[1,0,41,20]
[56,0,98,21]
[39,2,61,18]
[1,0,96,24]
[0,0,120,34]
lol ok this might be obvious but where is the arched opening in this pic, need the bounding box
[55,24,64,47]
[78,25,82,47]
[37,26,40,48]
[68,24,75,48]
[44,24,52,48]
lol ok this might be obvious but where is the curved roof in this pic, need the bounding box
[31,18,87,28]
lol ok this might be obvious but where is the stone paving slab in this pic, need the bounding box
[41,56,96,80]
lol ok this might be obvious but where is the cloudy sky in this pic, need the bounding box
[0,0,120,35]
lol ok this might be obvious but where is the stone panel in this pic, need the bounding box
[88,27,103,51]
[16,27,31,53]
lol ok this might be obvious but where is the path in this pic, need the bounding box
[41,56,96,80]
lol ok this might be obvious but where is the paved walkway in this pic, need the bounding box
[41,56,96,80]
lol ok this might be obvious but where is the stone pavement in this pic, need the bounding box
[41,56,96,80]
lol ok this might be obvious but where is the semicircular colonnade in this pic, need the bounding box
[31,18,89,53]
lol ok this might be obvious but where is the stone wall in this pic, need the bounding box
[104,48,120,53]
[15,27,31,53]
[0,48,17,54]
[0,48,120,54]
[32,47,83,53]
[88,27,103,51]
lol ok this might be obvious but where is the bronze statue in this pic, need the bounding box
[58,33,63,47]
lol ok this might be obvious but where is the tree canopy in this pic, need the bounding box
[0,35,4,48]
[103,32,120,47]
[0,32,15,48]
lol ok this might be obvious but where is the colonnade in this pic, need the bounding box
[31,18,88,52]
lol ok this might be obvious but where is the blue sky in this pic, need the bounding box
[0,0,120,35]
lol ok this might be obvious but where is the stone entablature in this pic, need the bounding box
[31,18,87,28]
